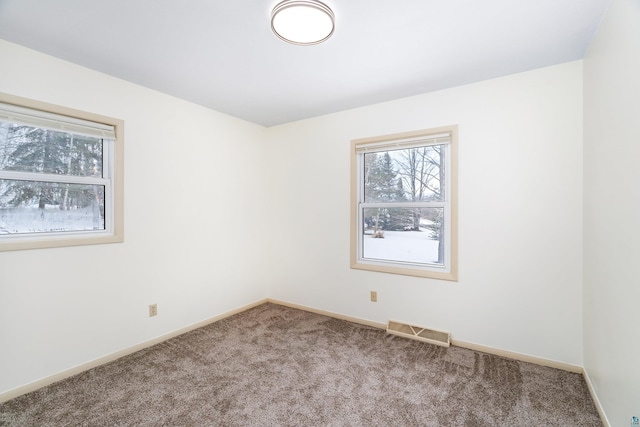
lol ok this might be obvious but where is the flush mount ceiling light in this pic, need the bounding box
[271,0,335,45]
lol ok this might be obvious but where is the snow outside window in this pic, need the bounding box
[0,93,124,251]
[351,126,457,281]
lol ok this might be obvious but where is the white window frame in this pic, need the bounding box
[350,125,457,281]
[0,92,124,251]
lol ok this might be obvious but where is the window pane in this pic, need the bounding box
[0,122,103,177]
[362,207,444,266]
[364,145,445,203]
[0,179,105,234]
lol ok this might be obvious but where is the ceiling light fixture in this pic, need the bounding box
[271,0,335,45]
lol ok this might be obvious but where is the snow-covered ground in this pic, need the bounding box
[363,228,440,265]
[0,206,103,234]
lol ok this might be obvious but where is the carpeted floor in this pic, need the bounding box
[0,302,602,426]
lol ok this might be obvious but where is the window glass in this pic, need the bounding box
[364,145,445,203]
[0,123,103,177]
[361,207,444,266]
[0,180,105,234]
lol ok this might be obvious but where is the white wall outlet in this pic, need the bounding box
[149,304,157,317]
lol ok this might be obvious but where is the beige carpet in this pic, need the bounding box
[0,302,602,426]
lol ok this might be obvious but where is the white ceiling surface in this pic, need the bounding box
[0,0,609,127]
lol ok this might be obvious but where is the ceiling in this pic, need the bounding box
[0,0,610,127]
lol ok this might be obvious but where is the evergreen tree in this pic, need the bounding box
[364,152,409,231]
[2,126,66,208]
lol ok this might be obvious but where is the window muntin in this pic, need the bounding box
[351,126,457,280]
[0,93,123,251]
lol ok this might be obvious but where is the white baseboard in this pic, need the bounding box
[0,298,268,404]
[266,298,387,329]
[450,339,583,373]
[582,368,610,427]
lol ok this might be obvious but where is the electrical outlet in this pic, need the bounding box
[149,304,157,317]
[370,291,377,302]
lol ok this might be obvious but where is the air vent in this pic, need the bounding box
[387,320,451,347]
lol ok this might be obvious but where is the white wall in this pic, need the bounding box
[0,40,269,395]
[583,0,640,425]
[265,61,585,365]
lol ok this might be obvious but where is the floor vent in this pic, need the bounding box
[387,320,451,347]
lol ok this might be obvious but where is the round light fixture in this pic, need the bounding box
[271,0,335,45]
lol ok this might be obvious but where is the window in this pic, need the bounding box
[0,93,124,251]
[351,126,457,280]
